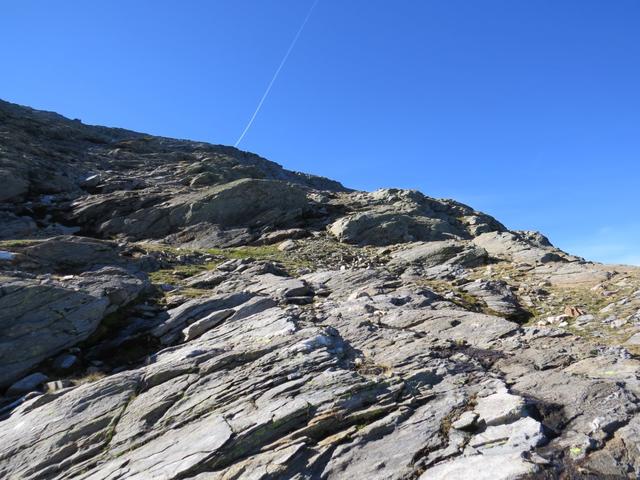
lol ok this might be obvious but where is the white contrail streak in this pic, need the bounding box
[234,0,320,147]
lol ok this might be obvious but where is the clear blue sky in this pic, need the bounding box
[2,1,639,264]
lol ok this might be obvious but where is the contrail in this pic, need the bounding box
[234,0,320,147]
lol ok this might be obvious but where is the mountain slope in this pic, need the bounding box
[1,100,640,479]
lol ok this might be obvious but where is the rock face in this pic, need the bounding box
[472,230,574,264]
[1,99,640,479]
[328,189,505,246]
[74,178,316,240]
[0,261,149,388]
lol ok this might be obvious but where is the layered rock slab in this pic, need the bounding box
[0,268,148,387]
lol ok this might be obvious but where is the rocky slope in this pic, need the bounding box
[1,99,640,479]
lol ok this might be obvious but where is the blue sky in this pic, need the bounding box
[2,1,639,264]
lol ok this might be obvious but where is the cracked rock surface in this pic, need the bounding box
[1,99,640,479]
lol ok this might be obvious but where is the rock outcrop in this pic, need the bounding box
[1,99,640,479]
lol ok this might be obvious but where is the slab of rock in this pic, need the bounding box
[390,240,487,268]
[0,305,399,479]
[153,293,278,345]
[509,368,640,455]
[329,211,459,246]
[532,262,614,287]
[246,274,313,299]
[302,268,393,299]
[182,309,234,341]
[11,235,145,274]
[163,223,254,248]
[404,309,520,349]
[468,416,545,453]
[151,292,253,338]
[258,228,309,244]
[184,269,228,288]
[0,268,147,387]
[421,452,539,480]
[474,392,527,426]
[320,392,466,479]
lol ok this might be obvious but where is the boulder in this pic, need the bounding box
[277,239,297,251]
[5,372,48,397]
[461,279,528,319]
[474,392,527,426]
[473,230,570,264]
[16,236,130,272]
[451,411,479,430]
[52,353,79,373]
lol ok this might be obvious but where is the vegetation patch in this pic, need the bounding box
[0,239,41,249]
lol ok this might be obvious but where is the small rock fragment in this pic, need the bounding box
[452,411,478,431]
[277,240,297,252]
[52,353,79,373]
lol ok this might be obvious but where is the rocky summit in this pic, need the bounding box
[1,99,640,480]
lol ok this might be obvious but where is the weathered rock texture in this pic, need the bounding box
[1,99,640,479]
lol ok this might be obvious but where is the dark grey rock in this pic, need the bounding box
[0,268,148,387]
[0,212,37,239]
[6,372,48,396]
[52,353,79,373]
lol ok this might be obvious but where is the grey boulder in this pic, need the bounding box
[5,373,49,397]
